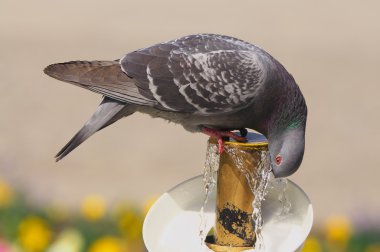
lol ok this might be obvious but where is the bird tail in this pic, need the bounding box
[43,60,120,87]
[44,60,154,106]
[55,97,134,161]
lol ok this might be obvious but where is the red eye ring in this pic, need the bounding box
[275,155,282,165]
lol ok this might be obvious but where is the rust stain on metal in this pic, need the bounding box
[217,203,255,244]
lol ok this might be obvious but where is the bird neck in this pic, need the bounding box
[268,77,307,138]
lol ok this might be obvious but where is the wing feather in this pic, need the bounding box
[46,34,267,113]
[120,34,267,114]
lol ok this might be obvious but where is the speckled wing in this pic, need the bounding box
[120,34,267,114]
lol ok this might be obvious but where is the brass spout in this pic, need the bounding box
[206,134,269,251]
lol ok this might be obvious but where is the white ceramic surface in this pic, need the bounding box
[143,175,313,252]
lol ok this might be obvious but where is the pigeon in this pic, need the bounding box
[44,34,307,178]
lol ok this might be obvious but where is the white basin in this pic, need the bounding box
[143,175,313,252]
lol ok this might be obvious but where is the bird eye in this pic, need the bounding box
[275,155,282,165]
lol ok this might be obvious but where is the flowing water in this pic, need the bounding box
[199,140,291,250]
[225,147,271,251]
[276,178,292,216]
[266,177,292,218]
[199,142,219,244]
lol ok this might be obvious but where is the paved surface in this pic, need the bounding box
[1,0,379,225]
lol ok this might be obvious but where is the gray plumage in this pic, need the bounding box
[44,34,307,177]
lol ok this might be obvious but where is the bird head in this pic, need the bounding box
[268,124,305,178]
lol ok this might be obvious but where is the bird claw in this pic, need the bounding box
[217,138,224,153]
[201,127,248,154]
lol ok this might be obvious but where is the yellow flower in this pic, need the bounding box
[88,236,126,252]
[80,195,106,221]
[118,212,142,241]
[302,236,322,252]
[18,216,52,252]
[324,215,353,246]
[0,178,13,207]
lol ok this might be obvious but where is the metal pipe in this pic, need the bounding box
[206,134,268,251]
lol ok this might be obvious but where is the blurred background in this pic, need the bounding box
[1,0,379,251]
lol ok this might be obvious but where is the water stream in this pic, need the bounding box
[266,177,292,217]
[199,142,219,244]
[225,147,271,250]
[199,139,291,251]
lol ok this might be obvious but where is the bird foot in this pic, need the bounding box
[201,127,248,154]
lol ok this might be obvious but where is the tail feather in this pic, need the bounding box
[44,60,154,106]
[44,60,119,86]
[55,97,134,161]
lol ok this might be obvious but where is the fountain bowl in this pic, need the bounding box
[143,175,313,252]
